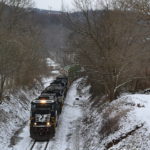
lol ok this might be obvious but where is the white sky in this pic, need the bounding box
[34,0,74,11]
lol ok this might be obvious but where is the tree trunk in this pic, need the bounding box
[108,88,118,102]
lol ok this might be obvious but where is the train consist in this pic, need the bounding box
[30,76,68,141]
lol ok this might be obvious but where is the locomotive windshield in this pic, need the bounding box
[31,102,55,111]
[34,109,51,114]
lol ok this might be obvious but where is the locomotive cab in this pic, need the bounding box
[30,97,58,141]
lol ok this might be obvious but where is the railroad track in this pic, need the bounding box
[29,140,36,150]
[28,140,49,150]
[43,141,49,150]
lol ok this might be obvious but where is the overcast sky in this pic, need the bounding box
[34,0,74,11]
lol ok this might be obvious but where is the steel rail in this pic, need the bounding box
[29,140,36,150]
[43,141,49,150]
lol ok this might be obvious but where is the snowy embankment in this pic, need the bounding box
[80,93,150,150]
[0,58,59,150]
[0,87,41,150]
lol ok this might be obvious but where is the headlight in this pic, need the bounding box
[34,122,37,126]
[40,100,47,104]
[46,122,51,126]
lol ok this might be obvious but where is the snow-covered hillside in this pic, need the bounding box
[80,93,150,150]
[0,87,41,150]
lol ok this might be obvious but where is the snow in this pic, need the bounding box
[42,77,55,88]
[128,94,150,128]
[46,58,59,68]
[13,125,32,150]
[51,70,60,74]
[0,88,41,150]
[80,93,150,150]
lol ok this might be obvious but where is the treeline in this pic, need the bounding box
[0,0,49,102]
[66,0,150,101]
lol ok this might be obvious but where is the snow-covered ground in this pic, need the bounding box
[80,93,150,150]
[0,88,41,150]
[46,58,59,68]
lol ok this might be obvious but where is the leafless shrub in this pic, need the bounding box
[82,115,94,125]
[99,106,129,139]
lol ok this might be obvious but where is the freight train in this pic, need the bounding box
[30,76,68,141]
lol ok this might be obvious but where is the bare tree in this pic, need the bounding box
[66,0,150,100]
[0,0,48,102]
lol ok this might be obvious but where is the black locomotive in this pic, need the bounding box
[30,76,68,141]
